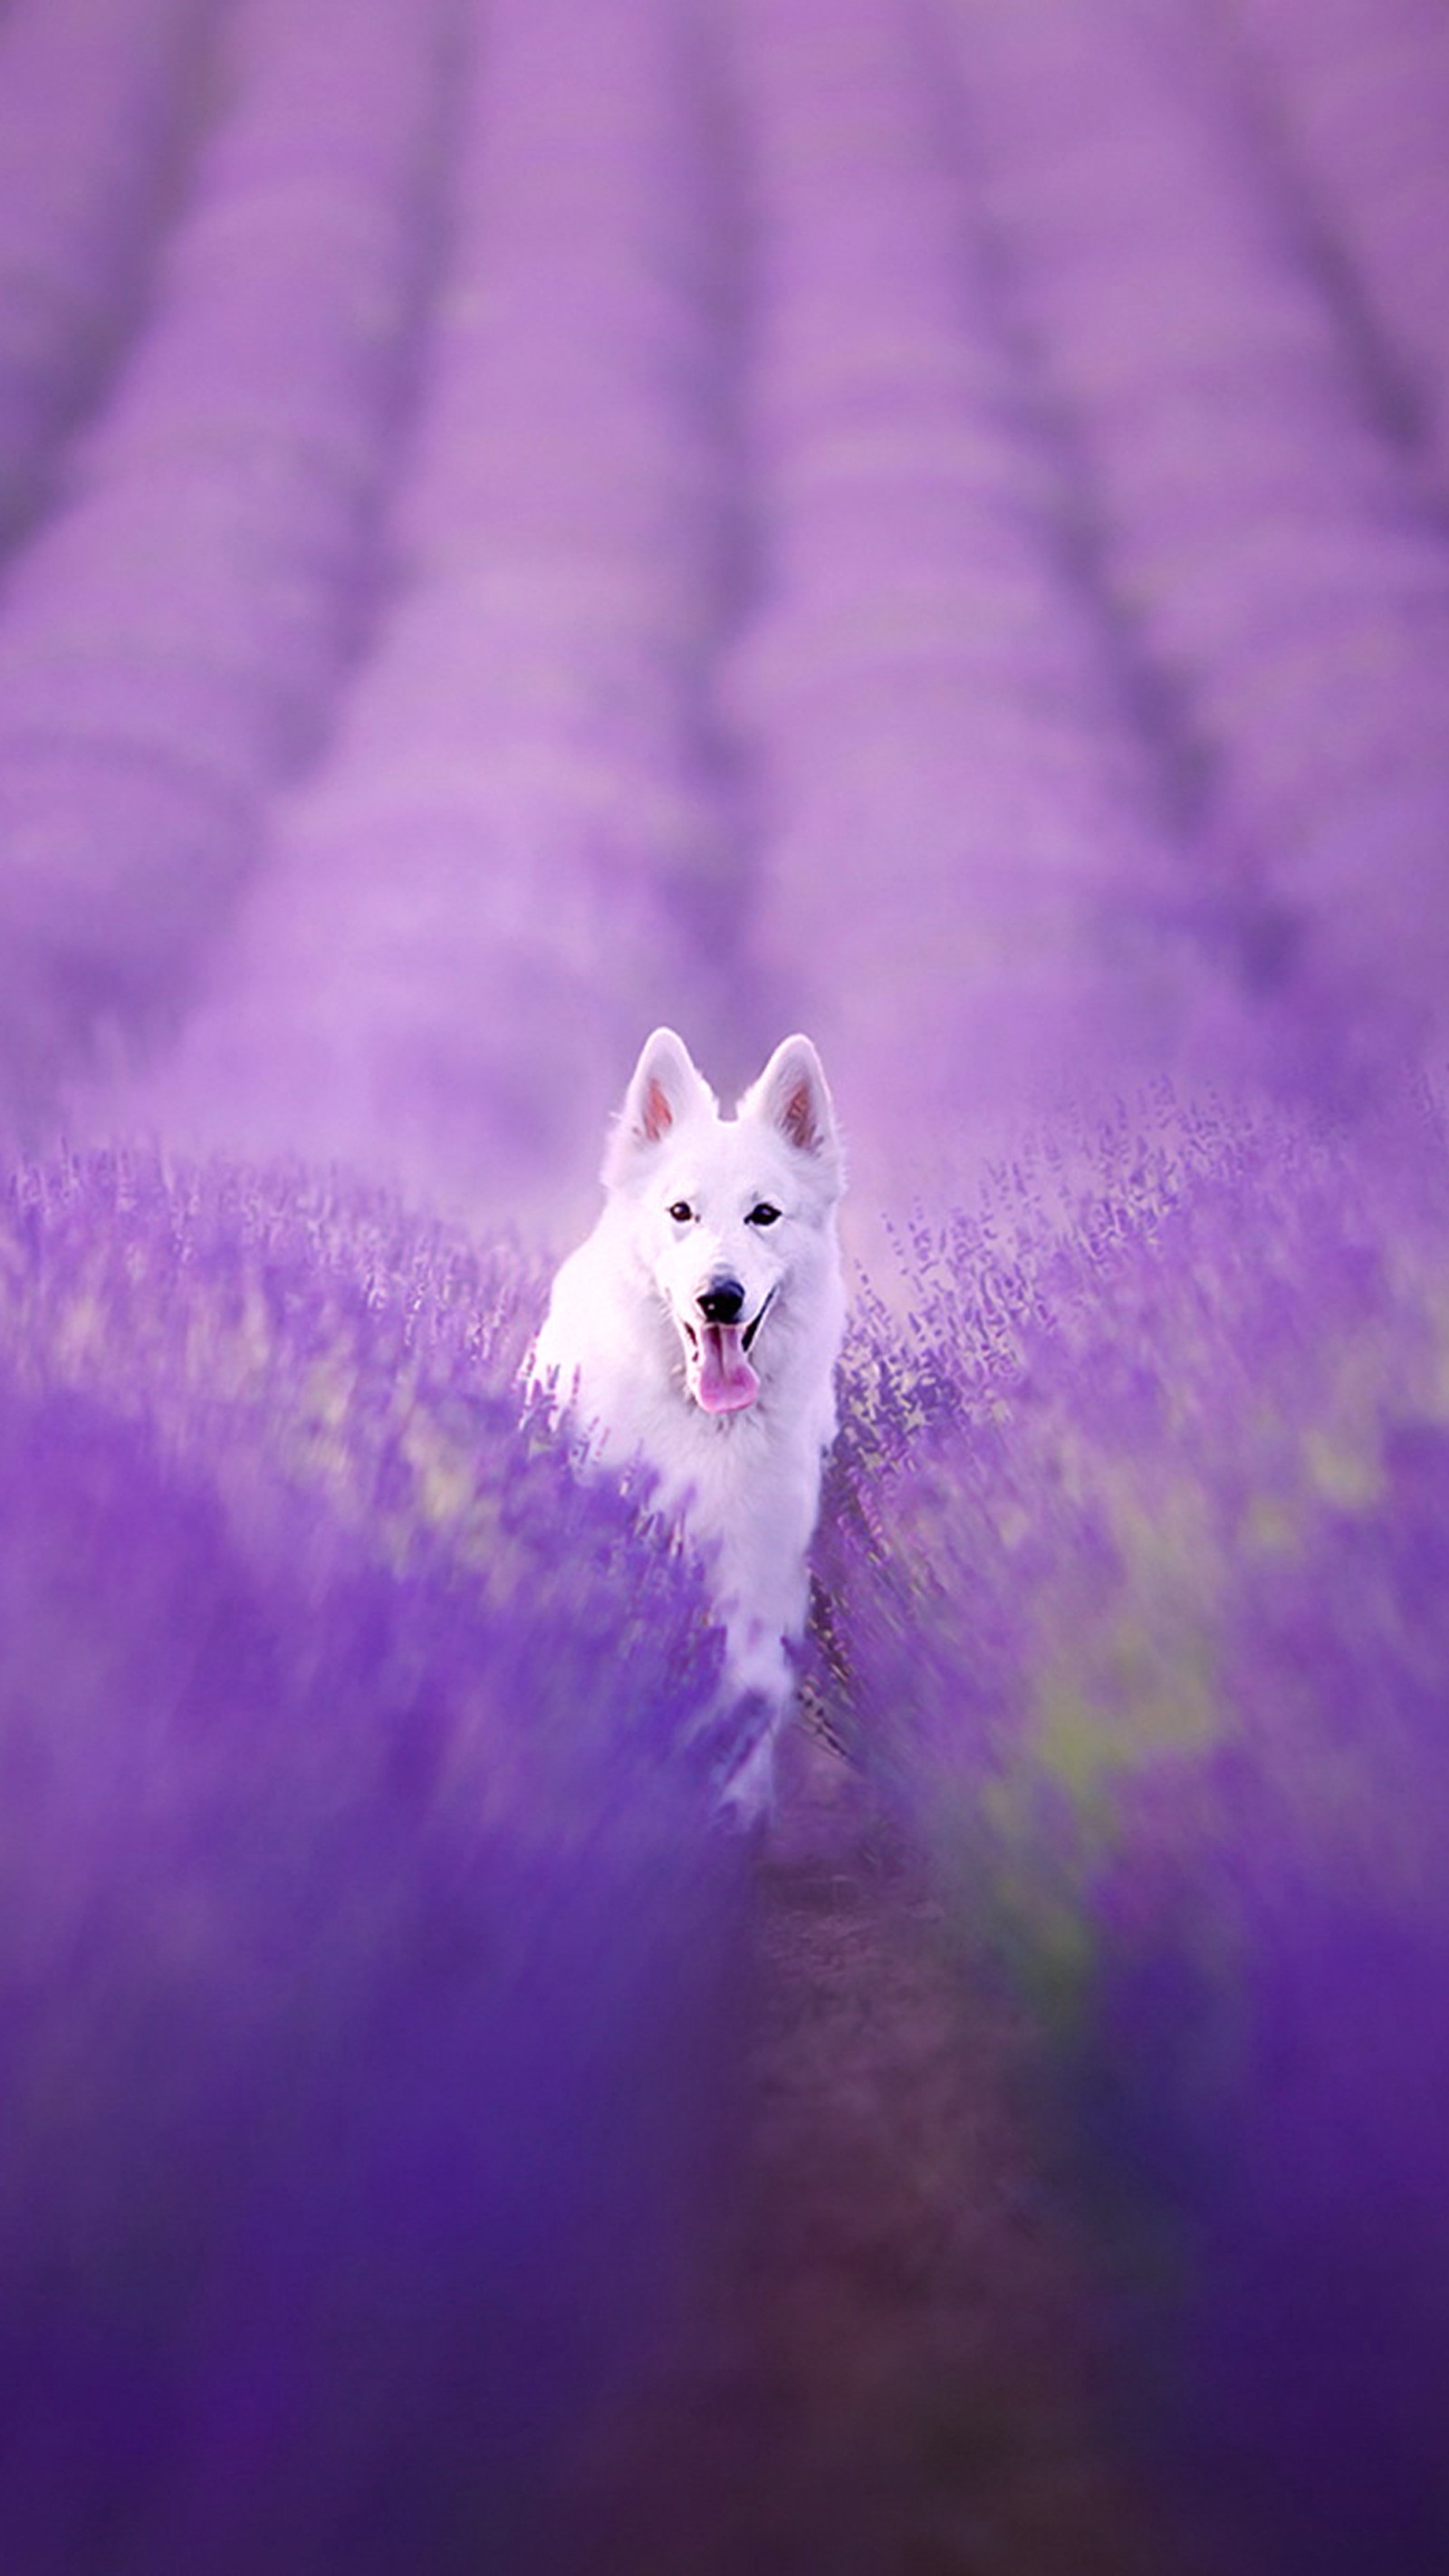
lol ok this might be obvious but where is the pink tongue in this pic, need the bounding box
[696,1322,759,1413]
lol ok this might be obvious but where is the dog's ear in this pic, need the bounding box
[604,1028,713,1185]
[740,1035,842,1174]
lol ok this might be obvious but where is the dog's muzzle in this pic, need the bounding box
[682,1283,773,1414]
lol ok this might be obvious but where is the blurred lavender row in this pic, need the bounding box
[139,0,742,1227]
[0,1149,748,2572]
[0,0,457,1124]
[820,1084,1449,2571]
[718,0,1205,1197]
[945,0,1449,1088]
[1222,0,1449,488]
[0,0,216,548]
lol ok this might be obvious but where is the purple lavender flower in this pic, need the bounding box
[820,1082,1449,2570]
[0,1150,747,2571]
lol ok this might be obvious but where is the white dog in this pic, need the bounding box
[528,1027,847,1812]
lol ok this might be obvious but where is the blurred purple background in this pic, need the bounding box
[1,0,1446,1230]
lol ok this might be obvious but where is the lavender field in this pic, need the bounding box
[3,0,1449,2568]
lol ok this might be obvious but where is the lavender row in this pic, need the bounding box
[0,1149,749,2571]
[151,0,739,1228]
[1222,0,1449,486]
[0,0,216,547]
[943,0,1449,1089]
[716,0,1219,1216]
[819,1086,1449,2570]
[0,0,458,1129]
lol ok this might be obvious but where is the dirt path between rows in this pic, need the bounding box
[561,1722,1180,2575]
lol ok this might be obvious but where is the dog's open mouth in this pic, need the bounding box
[681,1294,773,1415]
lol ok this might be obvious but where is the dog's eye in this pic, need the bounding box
[746,1202,782,1227]
[667,1200,694,1224]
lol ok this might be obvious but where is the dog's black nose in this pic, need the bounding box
[697,1278,745,1326]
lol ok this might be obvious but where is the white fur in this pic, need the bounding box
[528,1028,847,1814]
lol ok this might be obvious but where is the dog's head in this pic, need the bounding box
[604,1028,844,1416]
